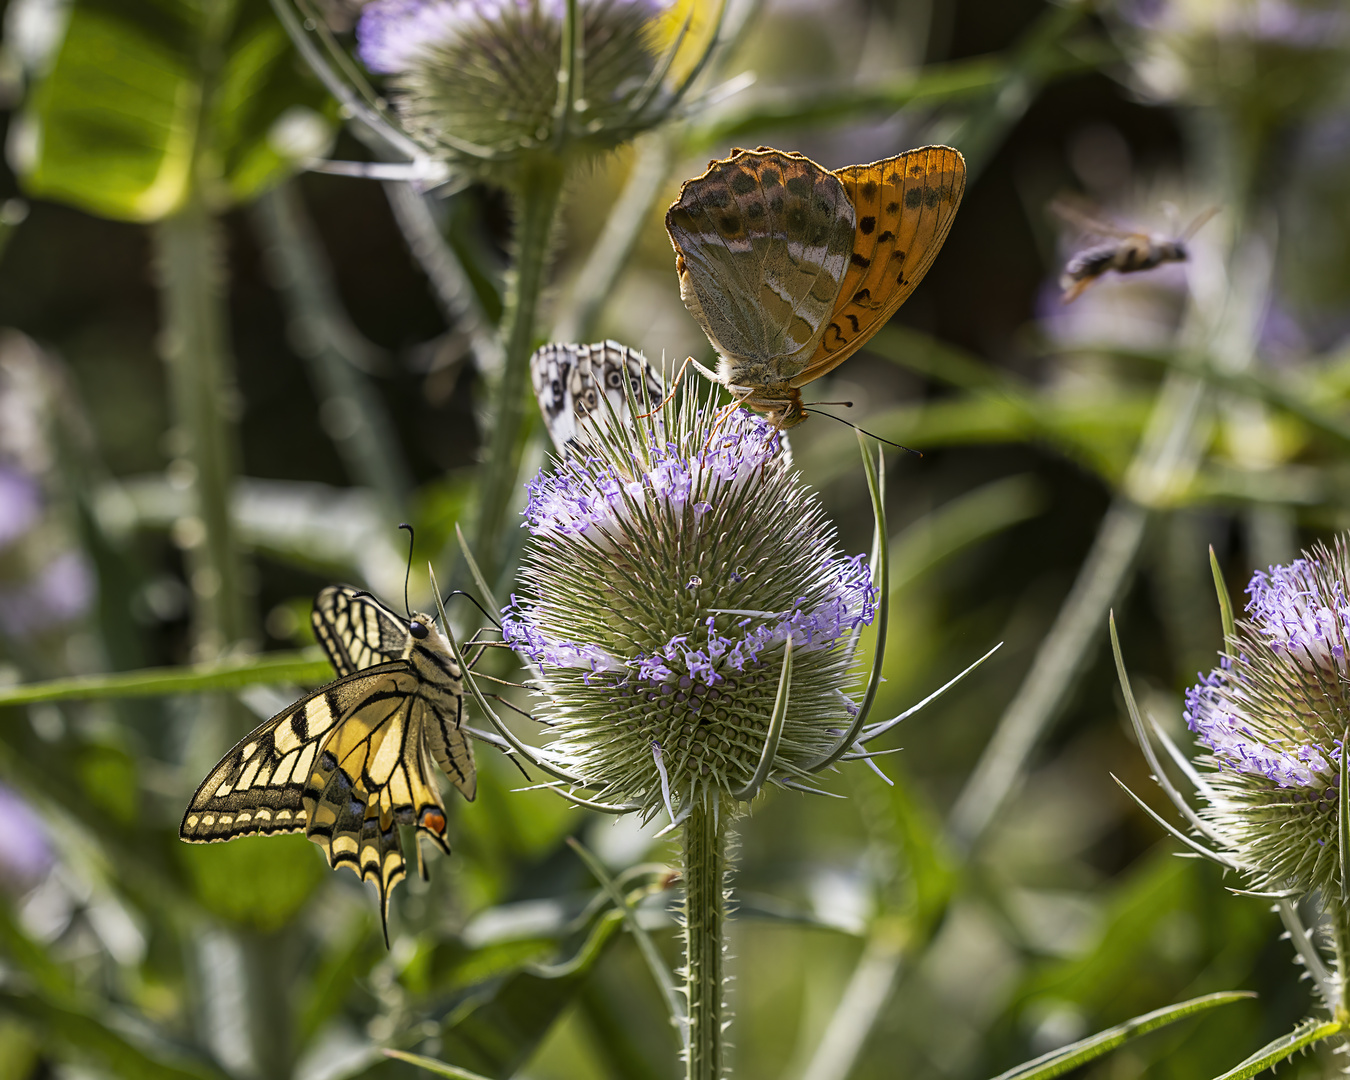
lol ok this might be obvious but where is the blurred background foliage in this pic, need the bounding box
[0,0,1348,1077]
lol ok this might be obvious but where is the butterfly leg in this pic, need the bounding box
[700,392,755,454]
[636,355,704,419]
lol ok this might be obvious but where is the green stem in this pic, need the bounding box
[472,155,566,583]
[683,801,729,1080]
[1333,899,1350,1023]
[154,198,255,660]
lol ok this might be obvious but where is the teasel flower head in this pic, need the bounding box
[1175,542,1350,898]
[493,381,880,821]
[356,0,714,178]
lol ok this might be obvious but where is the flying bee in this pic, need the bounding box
[1051,198,1218,302]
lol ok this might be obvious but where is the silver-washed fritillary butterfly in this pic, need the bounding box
[665,144,966,428]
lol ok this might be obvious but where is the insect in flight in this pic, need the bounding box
[665,144,965,429]
[531,340,665,456]
[1053,198,1219,302]
[180,570,477,943]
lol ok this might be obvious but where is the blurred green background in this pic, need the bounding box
[1,0,1348,1077]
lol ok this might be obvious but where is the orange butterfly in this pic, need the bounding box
[666,144,965,427]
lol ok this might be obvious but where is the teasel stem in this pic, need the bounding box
[472,154,566,582]
[683,799,730,1080]
[1332,898,1350,1024]
[154,196,254,664]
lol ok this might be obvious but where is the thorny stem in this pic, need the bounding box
[1334,899,1350,1025]
[154,199,255,664]
[683,801,729,1080]
[472,155,566,583]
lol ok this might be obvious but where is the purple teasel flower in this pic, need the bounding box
[0,466,41,548]
[354,0,704,173]
[1121,540,1350,905]
[450,367,999,825]
[0,784,53,892]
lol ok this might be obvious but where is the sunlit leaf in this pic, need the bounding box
[20,0,330,222]
[1211,1018,1344,1080]
[989,991,1254,1080]
[0,649,330,707]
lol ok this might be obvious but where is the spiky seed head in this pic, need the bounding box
[1184,540,1350,896]
[358,0,681,176]
[502,382,876,820]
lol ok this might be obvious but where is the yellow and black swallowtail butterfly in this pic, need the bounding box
[179,585,476,941]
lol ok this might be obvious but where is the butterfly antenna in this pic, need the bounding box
[802,408,921,456]
[442,589,502,629]
[399,523,415,618]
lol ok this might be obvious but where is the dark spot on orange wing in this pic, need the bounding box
[896,273,906,285]
[924,187,942,208]
[877,230,894,243]
[421,808,447,834]
[885,201,899,214]
[761,168,781,187]
[904,188,922,209]
[890,249,906,263]
[887,173,902,185]
[826,322,844,345]
[850,253,871,268]
[729,169,757,195]
[910,164,924,177]
[852,288,871,303]
[846,313,859,332]
[859,215,876,234]
[785,176,812,198]
[859,180,878,201]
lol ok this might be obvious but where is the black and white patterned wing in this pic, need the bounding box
[312,585,412,677]
[530,341,665,455]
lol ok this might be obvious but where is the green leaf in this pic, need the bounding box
[432,906,625,1077]
[1210,546,1237,644]
[0,990,226,1080]
[381,1050,494,1080]
[567,838,681,1023]
[177,833,327,932]
[0,649,330,707]
[989,991,1255,1080]
[1211,1017,1344,1080]
[20,0,330,222]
